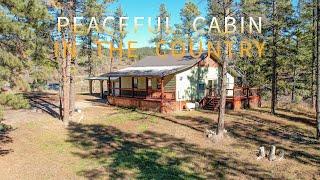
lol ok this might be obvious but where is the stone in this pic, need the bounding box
[257,146,265,160]
[278,149,285,160]
[204,128,216,139]
[269,145,276,161]
[223,129,228,134]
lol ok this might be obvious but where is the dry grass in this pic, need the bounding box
[0,94,319,179]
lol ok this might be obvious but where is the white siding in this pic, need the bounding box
[175,67,194,101]
[226,73,234,96]
[175,66,235,101]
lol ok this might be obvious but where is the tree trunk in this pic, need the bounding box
[217,54,227,136]
[58,56,63,120]
[110,57,113,72]
[69,75,75,115]
[216,0,230,137]
[271,0,277,115]
[292,39,299,103]
[62,43,71,123]
[291,67,296,103]
[316,0,320,140]
[88,32,93,76]
[312,3,316,108]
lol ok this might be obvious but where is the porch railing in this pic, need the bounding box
[109,88,175,100]
[206,87,260,98]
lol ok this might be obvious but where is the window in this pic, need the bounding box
[198,83,205,91]
[133,78,138,88]
[148,79,152,88]
[214,80,218,87]
[208,80,213,88]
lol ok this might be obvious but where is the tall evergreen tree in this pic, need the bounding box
[261,0,294,114]
[207,0,235,137]
[109,5,127,71]
[0,0,52,91]
[80,0,114,76]
[150,3,170,54]
[179,1,200,52]
[237,0,266,87]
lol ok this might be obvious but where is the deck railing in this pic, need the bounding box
[206,87,260,98]
[109,88,175,100]
[200,87,261,110]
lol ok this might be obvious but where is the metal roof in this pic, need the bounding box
[86,52,243,80]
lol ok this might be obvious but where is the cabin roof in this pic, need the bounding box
[87,52,243,79]
[98,54,200,78]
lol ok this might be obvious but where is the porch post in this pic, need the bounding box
[108,77,111,96]
[233,87,242,111]
[160,77,164,113]
[131,77,134,97]
[89,80,93,95]
[99,80,104,98]
[145,77,148,98]
[119,77,122,96]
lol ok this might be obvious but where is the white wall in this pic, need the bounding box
[226,73,234,96]
[175,66,234,101]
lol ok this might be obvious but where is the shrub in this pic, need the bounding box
[0,93,30,109]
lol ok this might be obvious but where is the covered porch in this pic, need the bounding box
[86,75,181,113]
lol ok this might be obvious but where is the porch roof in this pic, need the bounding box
[98,65,194,78]
[87,52,244,80]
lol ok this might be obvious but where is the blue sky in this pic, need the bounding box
[108,0,298,48]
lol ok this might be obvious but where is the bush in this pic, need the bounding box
[0,93,30,109]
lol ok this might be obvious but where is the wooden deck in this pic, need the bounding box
[199,87,261,111]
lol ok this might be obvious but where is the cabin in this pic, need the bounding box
[87,53,261,113]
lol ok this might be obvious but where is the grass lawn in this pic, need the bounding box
[0,95,319,179]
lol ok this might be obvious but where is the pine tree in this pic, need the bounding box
[179,1,201,52]
[261,0,294,114]
[109,5,127,71]
[150,3,170,54]
[80,0,114,76]
[237,0,267,87]
[207,0,235,137]
[50,0,76,122]
[0,0,52,91]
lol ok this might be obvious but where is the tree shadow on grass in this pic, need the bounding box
[250,108,316,127]
[67,122,272,179]
[24,92,60,119]
[0,124,14,156]
[135,107,320,169]
[226,111,320,167]
[277,107,315,119]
